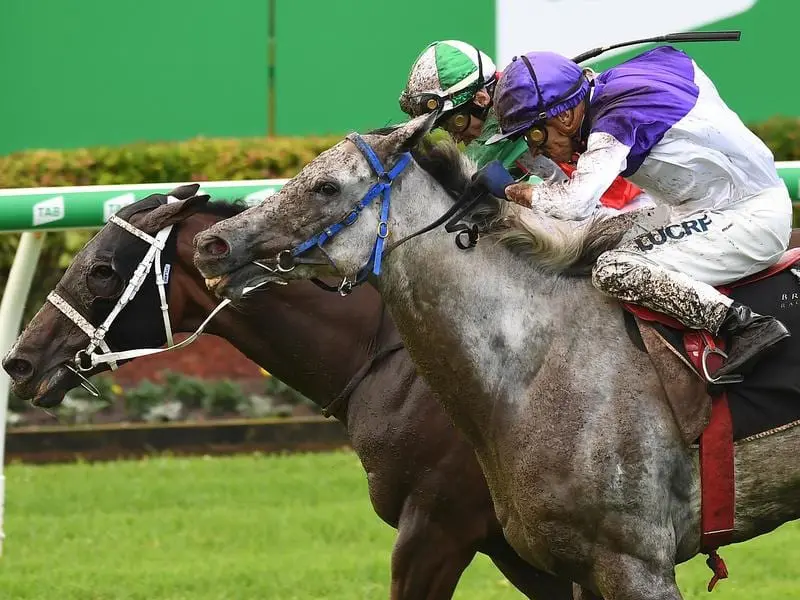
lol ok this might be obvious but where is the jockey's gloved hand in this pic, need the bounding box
[471,160,515,200]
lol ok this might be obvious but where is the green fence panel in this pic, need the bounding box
[0,180,287,233]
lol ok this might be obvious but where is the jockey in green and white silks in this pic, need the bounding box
[488,47,793,379]
[397,40,563,184]
[397,40,651,213]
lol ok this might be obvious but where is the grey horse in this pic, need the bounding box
[193,113,800,599]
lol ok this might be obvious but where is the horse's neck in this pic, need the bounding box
[174,216,382,413]
[376,175,609,448]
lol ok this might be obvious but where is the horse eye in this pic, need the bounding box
[316,182,339,197]
[87,263,122,299]
[91,264,115,279]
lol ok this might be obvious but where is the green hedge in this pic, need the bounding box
[0,135,342,188]
[2,118,800,322]
[748,116,800,161]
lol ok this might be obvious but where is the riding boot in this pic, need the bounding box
[712,302,790,378]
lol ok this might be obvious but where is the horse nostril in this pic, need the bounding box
[3,357,33,381]
[202,236,230,258]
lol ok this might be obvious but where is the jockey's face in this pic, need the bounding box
[439,88,491,144]
[526,103,585,163]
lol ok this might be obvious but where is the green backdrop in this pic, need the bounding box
[0,0,793,156]
[0,0,493,155]
[0,0,268,154]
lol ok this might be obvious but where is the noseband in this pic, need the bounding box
[46,197,229,395]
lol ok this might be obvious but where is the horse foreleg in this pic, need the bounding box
[485,538,575,599]
[389,503,477,600]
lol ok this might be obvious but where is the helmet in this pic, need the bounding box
[399,40,497,119]
[486,51,590,145]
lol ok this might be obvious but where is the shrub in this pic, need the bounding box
[162,371,208,409]
[124,381,167,420]
[0,135,340,189]
[202,380,248,416]
[748,116,800,161]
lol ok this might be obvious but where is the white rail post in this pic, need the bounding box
[0,231,46,556]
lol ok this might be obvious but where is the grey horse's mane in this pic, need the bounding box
[368,127,627,274]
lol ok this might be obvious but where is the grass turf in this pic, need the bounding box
[0,451,797,599]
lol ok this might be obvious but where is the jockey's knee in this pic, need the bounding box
[591,250,644,295]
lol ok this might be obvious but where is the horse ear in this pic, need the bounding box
[136,194,211,234]
[167,183,201,200]
[383,112,438,155]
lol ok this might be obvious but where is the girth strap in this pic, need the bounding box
[321,341,405,418]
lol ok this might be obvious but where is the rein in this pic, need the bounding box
[255,133,489,296]
[47,197,230,396]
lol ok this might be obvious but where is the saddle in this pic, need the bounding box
[621,247,800,591]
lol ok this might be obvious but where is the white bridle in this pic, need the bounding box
[45,197,230,395]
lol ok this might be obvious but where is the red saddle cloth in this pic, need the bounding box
[621,248,800,591]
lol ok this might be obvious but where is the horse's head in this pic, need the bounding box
[2,184,210,407]
[194,114,443,300]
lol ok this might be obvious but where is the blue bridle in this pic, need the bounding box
[264,133,412,294]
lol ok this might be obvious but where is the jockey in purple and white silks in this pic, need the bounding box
[485,46,793,380]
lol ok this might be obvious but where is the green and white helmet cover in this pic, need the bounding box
[399,40,497,117]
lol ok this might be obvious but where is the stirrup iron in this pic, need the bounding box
[701,346,744,385]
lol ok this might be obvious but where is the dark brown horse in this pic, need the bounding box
[3,188,570,600]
